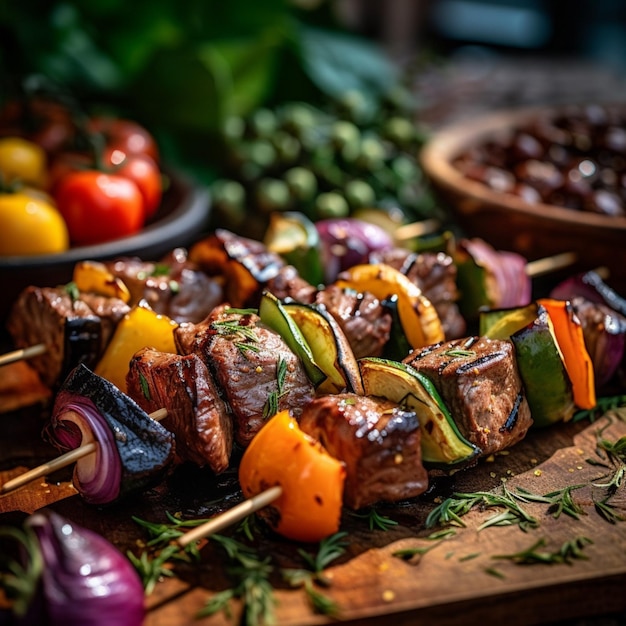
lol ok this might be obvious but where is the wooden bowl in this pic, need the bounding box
[420,105,626,293]
[0,170,211,323]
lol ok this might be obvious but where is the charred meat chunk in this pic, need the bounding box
[175,305,315,447]
[6,286,130,388]
[370,248,466,339]
[314,285,392,359]
[106,248,224,324]
[126,347,233,473]
[298,393,428,510]
[404,337,533,456]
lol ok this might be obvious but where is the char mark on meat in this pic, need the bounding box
[106,248,224,324]
[126,347,233,473]
[314,285,392,358]
[175,305,315,447]
[298,393,428,510]
[6,286,129,388]
[403,336,533,456]
[370,248,466,339]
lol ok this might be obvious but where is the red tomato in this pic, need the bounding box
[54,170,144,246]
[106,148,162,221]
[87,116,160,163]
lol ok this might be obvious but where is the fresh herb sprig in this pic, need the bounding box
[492,536,593,565]
[514,485,587,520]
[350,507,399,531]
[0,525,44,618]
[282,532,349,617]
[574,395,626,423]
[197,535,276,626]
[426,483,538,532]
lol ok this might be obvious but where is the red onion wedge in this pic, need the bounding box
[26,509,145,626]
[46,364,175,504]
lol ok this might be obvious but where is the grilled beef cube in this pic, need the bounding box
[370,248,466,339]
[175,305,315,446]
[571,296,626,388]
[404,337,532,456]
[79,292,132,353]
[6,286,129,388]
[126,347,233,473]
[298,393,428,510]
[314,285,392,358]
[106,248,224,324]
[265,265,317,304]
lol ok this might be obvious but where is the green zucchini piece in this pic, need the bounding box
[510,305,575,427]
[258,291,326,386]
[358,357,481,467]
[283,300,364,395]
[479,302,539,339]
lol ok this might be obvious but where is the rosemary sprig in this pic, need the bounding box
[492,536,593,565]
[263,357,288,419]
[197,535,276,626]
[0,525,44,618]
[392,541,443,562]
[283,532,349,617]
[426,484,538,532]
[126,543,188,595]
[574,394,626,423]
[349,507,399,531]
[594,497,626,524]
[514,485,586,519]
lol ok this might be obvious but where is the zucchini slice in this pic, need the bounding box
[358,357,480,467]
[283,300,364,395]
[258,291,326,386]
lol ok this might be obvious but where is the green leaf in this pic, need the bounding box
[297,24,397,106]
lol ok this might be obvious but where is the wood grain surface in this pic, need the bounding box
[1,403,625,626]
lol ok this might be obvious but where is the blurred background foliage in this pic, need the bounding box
[0,0,403,182]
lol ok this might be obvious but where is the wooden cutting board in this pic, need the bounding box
[1,407,626,626]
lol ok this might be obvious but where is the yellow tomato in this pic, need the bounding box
[239,410,346,543]
[0,137,47,187]
[0,192,69,256]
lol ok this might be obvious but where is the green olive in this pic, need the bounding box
[344,179,376,209]
[272,131,301,164]
[256,178,292,212]
[390,154,419,182]
[330,120,361,161]
[280,103,319,136]
[223,116,245,142]
[315,191,349,219]
[383,116,415,147]
[248,140,277,169]
[357,136,387,170]
[250,108,278,138]
[284,167,318,202]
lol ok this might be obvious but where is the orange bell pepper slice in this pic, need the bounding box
[538,298,596,410]
[334,263,445,349]
[238,410,346,543]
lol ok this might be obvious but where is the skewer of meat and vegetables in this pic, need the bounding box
[2,224,626,624]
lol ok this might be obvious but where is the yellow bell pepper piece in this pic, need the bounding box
[334,263,445,349]
[95,303,178,391]
[73,260,131,303]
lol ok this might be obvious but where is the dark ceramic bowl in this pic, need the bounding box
[0,169,211,323]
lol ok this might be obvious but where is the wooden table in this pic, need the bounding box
[2,397,625,626]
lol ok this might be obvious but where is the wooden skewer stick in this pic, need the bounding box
[0,343,47,367]
[525,252,577,278]
[177,485,283,548]
[1,408,168,494]
[394,218,441,241]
